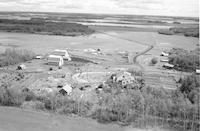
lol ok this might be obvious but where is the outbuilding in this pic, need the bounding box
[35,55,43,59]
[47,55,64,67]
[53,49,71,61]
[160,59,169,63]
[196,69,200,74]
[163,63,174,69]
[161,52,169,57]
[59,84,72,95]
[17,64,26,70]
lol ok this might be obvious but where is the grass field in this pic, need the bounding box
[0,107,121,131]
[0,30,198,55]
[0,107,173,131]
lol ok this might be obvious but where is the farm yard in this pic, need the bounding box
[0,13,199,131]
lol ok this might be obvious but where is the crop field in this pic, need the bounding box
[0,30,198,54]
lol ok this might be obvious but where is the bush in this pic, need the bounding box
[179,74,200,104]
[21,101,45,110]
[0,85,25,106]
[22,90,36,101]
[151,57,158,65]
[0,48,35,67]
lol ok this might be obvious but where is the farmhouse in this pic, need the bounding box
[47,55,64,67]
[112,72,136,86]
[53,49,71,61]
[59,84,72,95]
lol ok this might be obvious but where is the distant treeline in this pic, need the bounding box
[0,18,95,36]
[158,27,199,38]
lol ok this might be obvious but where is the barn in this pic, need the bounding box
[53,49,71,61]
[47,55,64,67]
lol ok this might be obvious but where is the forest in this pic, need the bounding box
[0,18,95,36]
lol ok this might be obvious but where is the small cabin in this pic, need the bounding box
[53,49,71,61]
[59,84,72,95]
[196,69,200,74]
[17,64,26,70]
[161,52,169,57]
[35,55,43,59]
[47,55,64,67]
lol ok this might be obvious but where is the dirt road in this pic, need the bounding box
[132,45,154,70]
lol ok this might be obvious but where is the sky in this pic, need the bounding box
[0,0,199,17]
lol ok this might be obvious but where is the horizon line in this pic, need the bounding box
[0,11,199,19]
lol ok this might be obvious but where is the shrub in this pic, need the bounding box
[21,101,45,110]
[22,90,36,101]
[151,57,158,65]
[0,85,25,106]
[179,74,200,104]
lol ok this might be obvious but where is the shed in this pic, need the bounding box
[17,64,26,70]
[47,55,64,67]
[196,69,200,74]
[59,84,72,95]
[35,55,43,59]
[53,49,71,61]
[163,63,174,69]
[160,59,169,62]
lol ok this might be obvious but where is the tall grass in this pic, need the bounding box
[0,48,35,67]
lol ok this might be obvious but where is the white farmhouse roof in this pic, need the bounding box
[48,55,63,58]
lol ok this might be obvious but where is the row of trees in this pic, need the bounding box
[158,27,199,38]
